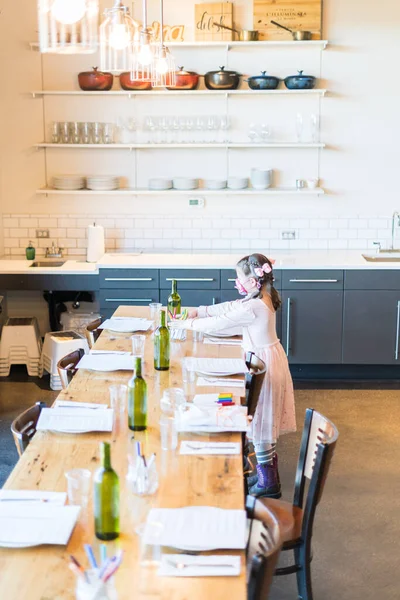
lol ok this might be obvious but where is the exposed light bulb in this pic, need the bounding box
[138,43,153,66]
[51,0,86,25]
[156,56,169,75]
[109,24,131,50]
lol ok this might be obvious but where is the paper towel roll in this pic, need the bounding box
[87,223,105,263]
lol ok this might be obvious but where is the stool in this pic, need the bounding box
[0,317,42,377]
[40,330,89,390]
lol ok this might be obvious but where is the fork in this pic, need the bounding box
[166,559,236,570]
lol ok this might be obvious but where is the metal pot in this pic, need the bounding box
[246,71,280,90]
[214,22,259,41]
[78,67,113,91]
[166,66,199,90]
[284,70,316,90]
[270,20,312,41]
[204,66,241,90]
[119,72,152,91]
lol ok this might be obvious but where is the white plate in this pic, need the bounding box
[0,540,42,548]
[196,370,241,377]
[49,429,93,434]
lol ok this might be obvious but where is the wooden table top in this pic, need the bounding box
[0,306,247,600]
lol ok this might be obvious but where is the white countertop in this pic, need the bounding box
[0,250,399,274]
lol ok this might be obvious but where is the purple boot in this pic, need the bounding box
[249,455,282,499]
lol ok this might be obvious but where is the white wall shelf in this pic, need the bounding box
[35,142,325,150]
[30,40,328,51]
[31,89,327,98]
[36,187,325,196]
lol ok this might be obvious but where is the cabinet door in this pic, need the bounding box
[281,290,343,364]
[343,291,400,364]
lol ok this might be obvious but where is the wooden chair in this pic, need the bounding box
[57,348,85,390]
[246,495,282,600]
[259,408,339,600]
[243,352,267,489]
[85,316,104,349]
[11,401,47,456]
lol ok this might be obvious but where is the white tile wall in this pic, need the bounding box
[1,214,395,257]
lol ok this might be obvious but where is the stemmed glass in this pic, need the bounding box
[220,116,229,143]
[296,113,303,143]
[196,116,206,143]
[186,117,194,143]
[310,113,319,142]
[260,123,271,143]
[248,122,258,143]
[144,117,156,143]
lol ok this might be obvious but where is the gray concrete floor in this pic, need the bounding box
[1,375,399,600]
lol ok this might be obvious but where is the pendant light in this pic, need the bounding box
[152,0,176,88]
[38,0,99,54]
[100,0,138,73]
[130,0,157,83]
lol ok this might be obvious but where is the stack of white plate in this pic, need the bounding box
[149,178,173,191]
[227,176,249,190]
[203,179,227,190]
[53,175,85,191]
[87,175,119,191]
[173,177,199,190]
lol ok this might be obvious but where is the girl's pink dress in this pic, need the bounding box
[192,298,296,444]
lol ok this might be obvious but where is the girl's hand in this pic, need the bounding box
[187,308,198,319]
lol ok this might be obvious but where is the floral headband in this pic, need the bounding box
[254,260,275,277]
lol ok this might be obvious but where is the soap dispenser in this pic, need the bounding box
[26,241,36,260]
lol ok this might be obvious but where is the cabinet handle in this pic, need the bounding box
[395,301,400,360]
[212,297,216,305]
[286,297,292,356]
[289,279,339,283]
[227,278,236,282]
[105,298,153,302]
[104,277,153,282]
[165,278,214,282]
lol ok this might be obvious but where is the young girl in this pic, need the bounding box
[170,253,296,499]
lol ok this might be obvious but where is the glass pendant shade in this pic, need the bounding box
[130,29,157,83]
[38,0,99,54]
[100,0,138,73]
[152,45,176,88]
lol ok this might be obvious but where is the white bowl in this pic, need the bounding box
[227,177,248,190]
[203,179,227,190]
[173,178,199,190]
[149,178,173,190]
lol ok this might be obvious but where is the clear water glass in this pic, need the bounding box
[296,113,303,142]
[80,122,91,144]
[51,121,60,144]
[310,113,319,142]
[159,416,178,450]
[192,330,204,343]
[138,521,164,567]
[103,123,114,144]
[181,357,196,384]
[149,302,162,329]
[247,122,258,143]
[109,384,127,432]
[92,122,103,144]
[160,387,185,415]
[70,121,81,144]
[131,334,146,358]
[75,569,117,600]
[65,469,91,507]
[260,123,271,142]
[60,121,70,144]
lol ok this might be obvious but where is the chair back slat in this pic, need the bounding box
[11,402,46,456]
[304,410,337,480]
[57,348,85,389]
[244,352,266,418]
[85,317,104,349]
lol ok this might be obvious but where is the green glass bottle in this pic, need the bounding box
[167,279,181,319]
[128,357,148,431]
[154,309,170,371]
[93,442,119,541]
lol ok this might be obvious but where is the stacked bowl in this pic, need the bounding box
[53,175,85,191]
[86,175,119,191]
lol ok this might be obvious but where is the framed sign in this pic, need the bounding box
[195,2,233,42]
[254,0,322,40]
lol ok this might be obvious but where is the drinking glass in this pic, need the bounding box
[160,387,185,415]
[220,115,229,142]
[247,122,258,143]
[149,302,162,328]
[192,330,204,343]
[181,357,196,384]
[51,121,60,144]
[109,384,127,432]
[92,122,103,144]
[70,121,81,144]
[60,121,70,144]
[138,521,164,567]
[65,469,91,507]
[159,416,178,450]
[178,117,187,143]
[296,113,303,142]
[75,568,117,600]
[186,117,194,143]
[80,122,91,144]
[310,113,319,142]
[196,116,206,143]
[172,116,180,143]
[103,123,114,144]
[260,123,271,142]
[131,334,146,358]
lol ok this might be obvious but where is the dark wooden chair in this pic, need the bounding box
[57,348,85,390]
[259,408,339,600]
[85,316,104,349]
[246,495,282,600]
[11,401,47,456]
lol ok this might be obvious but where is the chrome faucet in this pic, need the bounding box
[45,242,63,258]
[391,211,400,250]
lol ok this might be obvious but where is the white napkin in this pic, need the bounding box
[177,405,248,433]
[188,357,246,376]
[158,554,241,577]
[99,318,152,333]
[0,491,67,505]
[193,393,221,406]
[197,377,245,389]
[180,441,240,455]
[89,350,131,355]
[54,400,107,410]
[77,353,134,371]
[36,408,114,433]
[144,506,247,550]
[204,337,243,346]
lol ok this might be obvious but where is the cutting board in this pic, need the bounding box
[195,2,233,41]
[254,0,322,41]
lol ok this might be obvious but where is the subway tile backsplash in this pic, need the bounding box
[1,214,392,256]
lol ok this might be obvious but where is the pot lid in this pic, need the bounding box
[176,66,198,75]
[206,65,239,75]
[285,70,315,79]
[79,66,111,76]
[249,71,279,79]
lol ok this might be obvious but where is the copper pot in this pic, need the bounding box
[119,72,152,91]
[166,66,199,90]
[78,67,113,91]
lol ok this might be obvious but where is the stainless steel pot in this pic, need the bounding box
[270,20,312,41]
[213,22,259,41]
[204,66,241,90]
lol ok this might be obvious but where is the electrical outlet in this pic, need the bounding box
[188,197,205,208]
[281,230,296,240]
[36,229,50,238]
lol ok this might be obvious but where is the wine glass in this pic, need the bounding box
[196,116,206,143]
[295,113,303,143]
[144,116,156,143]
[186,117,194,144]
[219,116,229,143]
[310,113,319,142]
[260,123,271,143]
[247,122,258,143]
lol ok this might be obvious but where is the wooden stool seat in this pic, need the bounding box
[260,498,303,543]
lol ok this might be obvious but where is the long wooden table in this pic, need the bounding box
[0,307,247,600]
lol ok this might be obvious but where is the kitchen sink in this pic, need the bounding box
[362,253,400,262]
[30,261,65,268]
